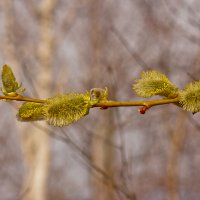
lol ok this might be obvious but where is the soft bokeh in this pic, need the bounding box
[0,1,200,200]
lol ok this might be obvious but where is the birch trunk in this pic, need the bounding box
[2,0,56,199]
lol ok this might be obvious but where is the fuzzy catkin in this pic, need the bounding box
[179,81,200,113]
[17,102,45,121]
[133,70,178,98]
[45,93,90,127]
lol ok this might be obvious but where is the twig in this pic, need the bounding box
[0,95,179,112]
[111,26,150,70]
[32,123,135,200]
[93,98,179,110]
[0,95,46,103]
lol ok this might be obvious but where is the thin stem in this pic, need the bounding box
[93,98,179,108]
[0,95,46,103]
[0,95,179,108]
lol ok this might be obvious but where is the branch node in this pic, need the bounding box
[138,105,151,114]
[100,106,109,110]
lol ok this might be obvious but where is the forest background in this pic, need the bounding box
[0,0,200,200]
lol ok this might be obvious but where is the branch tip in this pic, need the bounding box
[138,105,151,114]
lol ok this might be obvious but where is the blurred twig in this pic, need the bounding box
[32,122,136,200]
[111,26,150,70]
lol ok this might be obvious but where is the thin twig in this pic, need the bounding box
[93,98,179,108]
[31,123,134,200]
[111,26,150,70]
[0,95,179,111]
[0,95,46,103]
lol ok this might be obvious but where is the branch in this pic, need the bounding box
[93,98,179,113]
[0,95,46,103]
[0,94,179,112]
[94,98,179,108]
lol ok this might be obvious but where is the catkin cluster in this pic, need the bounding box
[18,93,91,127]
[3,65,200,127]
[133,70,200,113]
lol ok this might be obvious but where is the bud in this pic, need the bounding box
[1,64,25,95]
[89,87,108,105]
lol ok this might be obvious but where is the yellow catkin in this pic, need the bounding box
[17,102,45,121]
[180,81,200,113]
[45,93,90,127]
[133,70,178,98]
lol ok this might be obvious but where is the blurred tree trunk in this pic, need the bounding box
[2,0,56,200]
[166,111,187,200]
[23,1,56,200]
[91,110,116,200]
[89,1,116,199]
[21,1,56,200]
[1,0,19,68]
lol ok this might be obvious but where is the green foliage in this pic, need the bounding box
[133,70,178,98]
[1,64,25,96]
[45,93,91,127]
[17,102,45,121]
[179,81,200,113]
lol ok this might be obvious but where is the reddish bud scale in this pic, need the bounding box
[138,107,146,114]
[100,106,109,110]
[138,105,150,114]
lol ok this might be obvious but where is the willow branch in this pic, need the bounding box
[0,95,46,103]
[0,95,179,109]
[93,98,179,108]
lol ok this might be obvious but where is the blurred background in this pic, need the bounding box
[0,0,200,200]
